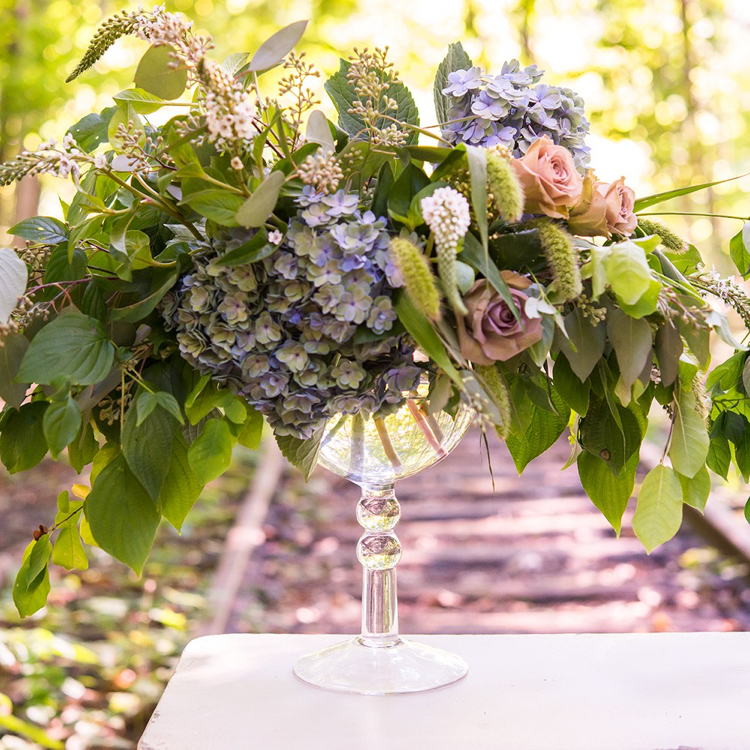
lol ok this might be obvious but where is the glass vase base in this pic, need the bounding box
[293,636,468,695]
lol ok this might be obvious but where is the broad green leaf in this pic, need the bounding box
[607,308,653,389]
[109,267,180,323]
[729,224,750,279]
[0,402,48,473]
[67,109,113,152]
[557,308,606,382]
[155,391,185,424]
[247,20,309,73]
[158,433,202,532]
[8,216,68,245]
[604,241,653,306]
[707,432,730,479]
[182,189,245,226]
[215,229,273,267]
[678,320,710,369]
[578,450,637,535]
[113,87,167,114]
[235,172,286,228]
[134,45,188,100]
[275,430,323,480]
[744,357,750,395]
[85,452,160,574]
[633,464,683,553]
[13,540,51,617]
[68,420,99,473]
[221,52,249,76]
[188,418,234,484]
[679,465,710,512]
[655,322,683,387]
[107,103,143,152]
[237,406,263,450]
[393,291,462,386]
[506,385,569,473]
[26,535,52,585]
[306,110,335,152]
[466,145,488,251]
[553,354,589,416]
[122,400,177,501]
[0,332,29,408]
[324,59,419,145]
[0,247,28,324]
[52,519,88,571]
[670,393,709,478]
[223,398,246,424]
[17,312,115,386]
[433,42,472,125]
[43,396,82,458]
[579,396,641,477]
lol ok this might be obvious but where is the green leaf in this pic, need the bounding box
[580,396,641,477]
[393,291,462,386]
[557,308,606,382]
[729,224,750,279]
[68,420,99,473]
[324,59,419,145]
[158,432,202,532]
[67,109,113,152]
[85,452,160,574]
[604,241,653,306]
[670,393,709,479]
[235,172,286,228]
[578,450,637,535]
[108,103,143,153]
[109,267,180,323]
[466,146,488,251]
[275,430,323,480]
[17,312,115,386]
[188,419,234,484]
[52,513,88,571]
[506,385,569,473]
[236,406,263,450]
[553,354,590,416]
[113,87,167,114]
[223,398,246,424]
[0,332,29,408]
[607,308,653,390]
[8,216,68,245]
[122,400,177,501]
[134,45,187,100]
[215,229,273,267]
[0,247,28,324]
[634,172,750,212]
[633,464,683,553]
[679,465,710,512]
[706,309,748,351]
[306,110,335,152]
[155,391,185,424]
[707,433,730,480]
[43,396,82,459]
[26,535,52,585]
[136,390,157,425]
[182,189,245,226]
[13,540,51,617]
[247,20,309,73]
[655,322,683,387]
[222,52,249,76]
[0,402,48,473]
[433,42,472,125]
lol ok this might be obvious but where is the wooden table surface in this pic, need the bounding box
[139,632,750,750]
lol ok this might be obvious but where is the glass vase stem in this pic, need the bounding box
[356,484,402,647]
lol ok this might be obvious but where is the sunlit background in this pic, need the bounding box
[2,0,750,270]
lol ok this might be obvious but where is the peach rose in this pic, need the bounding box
[457,272,543,365]
[601,177,637,236]
[567,172,610,237]
[511,135,583,219]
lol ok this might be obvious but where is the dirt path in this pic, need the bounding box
[225,431,750,635]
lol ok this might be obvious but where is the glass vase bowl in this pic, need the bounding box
[293,389,474,695]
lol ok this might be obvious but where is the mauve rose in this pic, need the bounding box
[457,273,543,365]
[511,135,583,219]
[601,177,637,236]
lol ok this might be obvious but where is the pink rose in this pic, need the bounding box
[510,135,583,219]
[601,177,637,236]
[567,172,610,237]
[457,273,543,365]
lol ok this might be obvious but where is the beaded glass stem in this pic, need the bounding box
[293,393,474,695]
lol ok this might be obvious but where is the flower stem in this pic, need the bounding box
[374,417,402,470]
[407,400,446,458]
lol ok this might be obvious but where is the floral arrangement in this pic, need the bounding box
[3,8,750,617]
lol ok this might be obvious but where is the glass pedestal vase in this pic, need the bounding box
[293,397,474,695]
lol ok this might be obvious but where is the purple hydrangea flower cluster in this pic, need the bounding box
[162,188,421,440]
[441,60,591,170]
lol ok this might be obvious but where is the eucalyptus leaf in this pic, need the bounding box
[633,464,683,553]
[235,172,285,228]
[134,45,187,100]
[306,110,334,152]
[247,20,309,73]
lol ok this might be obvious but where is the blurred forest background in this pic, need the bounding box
[2,0,750,748]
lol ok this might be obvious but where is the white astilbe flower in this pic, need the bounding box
[421,186,471,251]
[201,61,258,147]
[421,186,472,314]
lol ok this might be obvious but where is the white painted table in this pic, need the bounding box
[139,633,750,750]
